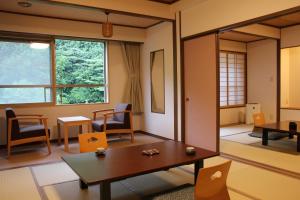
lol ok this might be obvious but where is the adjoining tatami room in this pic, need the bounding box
[218,11,300,178]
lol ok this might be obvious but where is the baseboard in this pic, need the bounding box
[135,130,170,141]
[220,122,246,127]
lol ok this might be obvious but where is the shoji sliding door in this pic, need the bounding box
[183,33,219,152]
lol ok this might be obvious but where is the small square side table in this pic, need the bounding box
[57,116,92,152]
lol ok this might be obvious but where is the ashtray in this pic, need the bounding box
[186,146,196,155]
[95,147,106,156]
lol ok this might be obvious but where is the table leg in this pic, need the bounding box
[262,128,268,146]
[79,179,88,189]
[57,120,61,145]
[297,134,300,152]
[194,159,203,184]
[88,122,92,132]
[79,125,83,134]
[64,125,69,152]
[100,181,111,200]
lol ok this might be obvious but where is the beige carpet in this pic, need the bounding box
[0,167,40,200]
[31,162,79,186]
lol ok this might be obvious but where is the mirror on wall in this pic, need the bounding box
[150,49,165,114]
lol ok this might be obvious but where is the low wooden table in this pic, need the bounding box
[57,116,92,152]
[62,140,218,200]
[256,121,300,152]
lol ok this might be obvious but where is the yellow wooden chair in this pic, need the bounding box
[78,132,108,153]
[195,160,231,200]
[253,112,265,126]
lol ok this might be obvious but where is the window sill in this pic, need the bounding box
[220,105,246,109]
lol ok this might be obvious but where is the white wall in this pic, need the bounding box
[247,39,277,123]
[219,39,246,125]
[141,22,174,139]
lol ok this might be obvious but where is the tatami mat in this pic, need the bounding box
[220,124,253,137]
[31,162,79,186]
[222,132,261,144]
[43,180,140,200]
[221,139,300,174]
[0,167,41,200]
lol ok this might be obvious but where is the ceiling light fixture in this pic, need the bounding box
[18,1,32,8]
[30,42,49,49]
[102,11,113,38]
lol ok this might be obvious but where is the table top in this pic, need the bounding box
[57,116,91,123]
[255,121,300,133]
[62,140,218,185]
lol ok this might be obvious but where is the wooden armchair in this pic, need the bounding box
[5,108,51,157]
[91,103,134,143]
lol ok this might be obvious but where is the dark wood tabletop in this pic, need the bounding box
[255,121,300,134]
[62,140,218,185]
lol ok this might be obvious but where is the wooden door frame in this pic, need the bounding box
[180,32,220,153]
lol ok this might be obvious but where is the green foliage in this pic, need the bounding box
[55,39,106,104]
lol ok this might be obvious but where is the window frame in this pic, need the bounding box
[219,50,247,109]
[0,34,109,107]
[54,37,108,105]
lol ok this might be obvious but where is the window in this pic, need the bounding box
[220,51,246,107]
[0,40,52,104]
[55,39,107,105]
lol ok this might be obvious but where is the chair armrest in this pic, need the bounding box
[9,117,48,121]
[103,110,131,117]
[92,109,114,120]
[16,114,43,117]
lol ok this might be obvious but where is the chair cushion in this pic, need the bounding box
[5,108,20,135]
[12,124,49,140]
[112,103,131,123]
[92,119,124,132]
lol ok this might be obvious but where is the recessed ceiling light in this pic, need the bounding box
[18,1,32,8]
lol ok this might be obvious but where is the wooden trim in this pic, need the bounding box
[246,38,269,44]
[173,20,178,141]
[281,22,300,29]
[277,39,281,122]
[219,38,248,44]
[148,0,180,5]
[51,40,56,105]
[231,30,277,40]
[0,10,151,30]
[180,37,185,143]
[42,0,174,22]
[257,22,281,29]
[216,34,220,153]
[220,105,246,109]
[182,5,300,41]
[281,107,300,110]
[145,21,165,29]
[137,130,170,141]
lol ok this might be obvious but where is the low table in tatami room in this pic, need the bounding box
[57,116,92,152]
